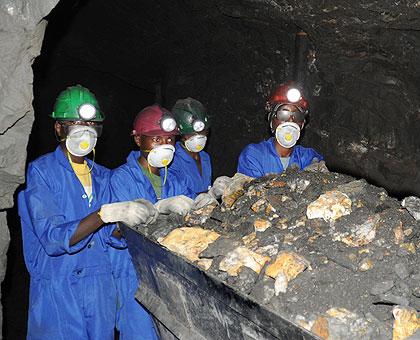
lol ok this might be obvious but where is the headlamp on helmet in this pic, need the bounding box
[286,88,301,103]
[172,97,210,134]
[78,103,97,120]
[266,83,308,130]
[52,85,105,122]
[192,118,205,132]
[160,113,177,132]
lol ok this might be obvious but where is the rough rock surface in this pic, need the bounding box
[138,169,420,339]
[0,0,59,335]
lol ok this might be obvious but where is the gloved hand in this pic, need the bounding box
[100,199,158,227]
[402,196,420,220]
[303,160,329,173]
[208,176,232,199]
[194,192,218,210]
[154,195,194,216]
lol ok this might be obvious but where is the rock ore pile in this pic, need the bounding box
[136,169,420,340]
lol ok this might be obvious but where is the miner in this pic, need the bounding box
[237,82,327,177]
[169,97,212,196]
[108,104,196,339]
[17,85,158,339]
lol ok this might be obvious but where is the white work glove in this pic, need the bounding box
[154,195,194,216]
[100,200,158,227]
[303,160,329,173]
[194,192,218,210]
[402,196,420,220]
[208,176,232,199]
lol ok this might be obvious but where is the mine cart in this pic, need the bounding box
[121,223,318,340]
[121,171,420,340]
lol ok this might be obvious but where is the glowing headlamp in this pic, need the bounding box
[192,119,205,132]
[160,113,177,132]
[286,88,301,103]
[78,103,96,120]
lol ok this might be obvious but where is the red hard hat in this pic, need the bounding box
[267,82,309,112]
[132,104,179,136]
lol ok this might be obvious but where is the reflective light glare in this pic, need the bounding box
[78,104,96,120]
[161,117,177,132]
[286,88,301,103]
[193,120,205,132]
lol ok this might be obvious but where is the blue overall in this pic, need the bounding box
[169,141,212,196]
[108,151,193,340]
[237,138,323,178]
[18,146,122,340]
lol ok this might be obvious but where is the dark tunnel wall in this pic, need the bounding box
[31,0,420,197]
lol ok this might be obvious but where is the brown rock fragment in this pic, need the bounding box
[326,307,357,319]
[268,180,287,188]
[223,190,245,209]
[159,227,220,262]
[394,222,405,245]
[242,232,256,246]
[265,203,275,214]
[222,173,253,208]
[359,258,374,271]
[196,258,213,271]
[307,190,352,221]
[251,199,266,212]
[311,316,329,340]
[219,246,270,276]
[339,215,380,247]
[254,218,272,232]
[283,233,296,245]
[185,203,217,225]
[265,251,309,282]
[392,306,420,340]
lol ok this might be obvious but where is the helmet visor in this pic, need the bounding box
[273,105,305,123]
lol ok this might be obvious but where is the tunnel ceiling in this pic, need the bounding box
[33,0,420,197]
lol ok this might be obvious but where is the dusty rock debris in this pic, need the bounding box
[133,168,420,339]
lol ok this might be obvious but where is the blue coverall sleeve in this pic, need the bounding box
[110,169,135,202]
[23,165,92,256]
[237,146,265,178]
[107,169,139,249]
[94,171,127,249]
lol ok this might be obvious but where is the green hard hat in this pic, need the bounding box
[51,85,105,122]
[171,97,210,134]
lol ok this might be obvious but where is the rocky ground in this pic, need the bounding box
[134,169,420,340]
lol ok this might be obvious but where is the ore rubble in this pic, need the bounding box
[137,168,420,339]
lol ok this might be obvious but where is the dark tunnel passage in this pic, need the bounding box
[2,0,420,338]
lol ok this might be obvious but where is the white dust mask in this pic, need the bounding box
[146,144,175,168]
[66,126,98,157]
[184,135,207,153]
[275,122,301,148]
